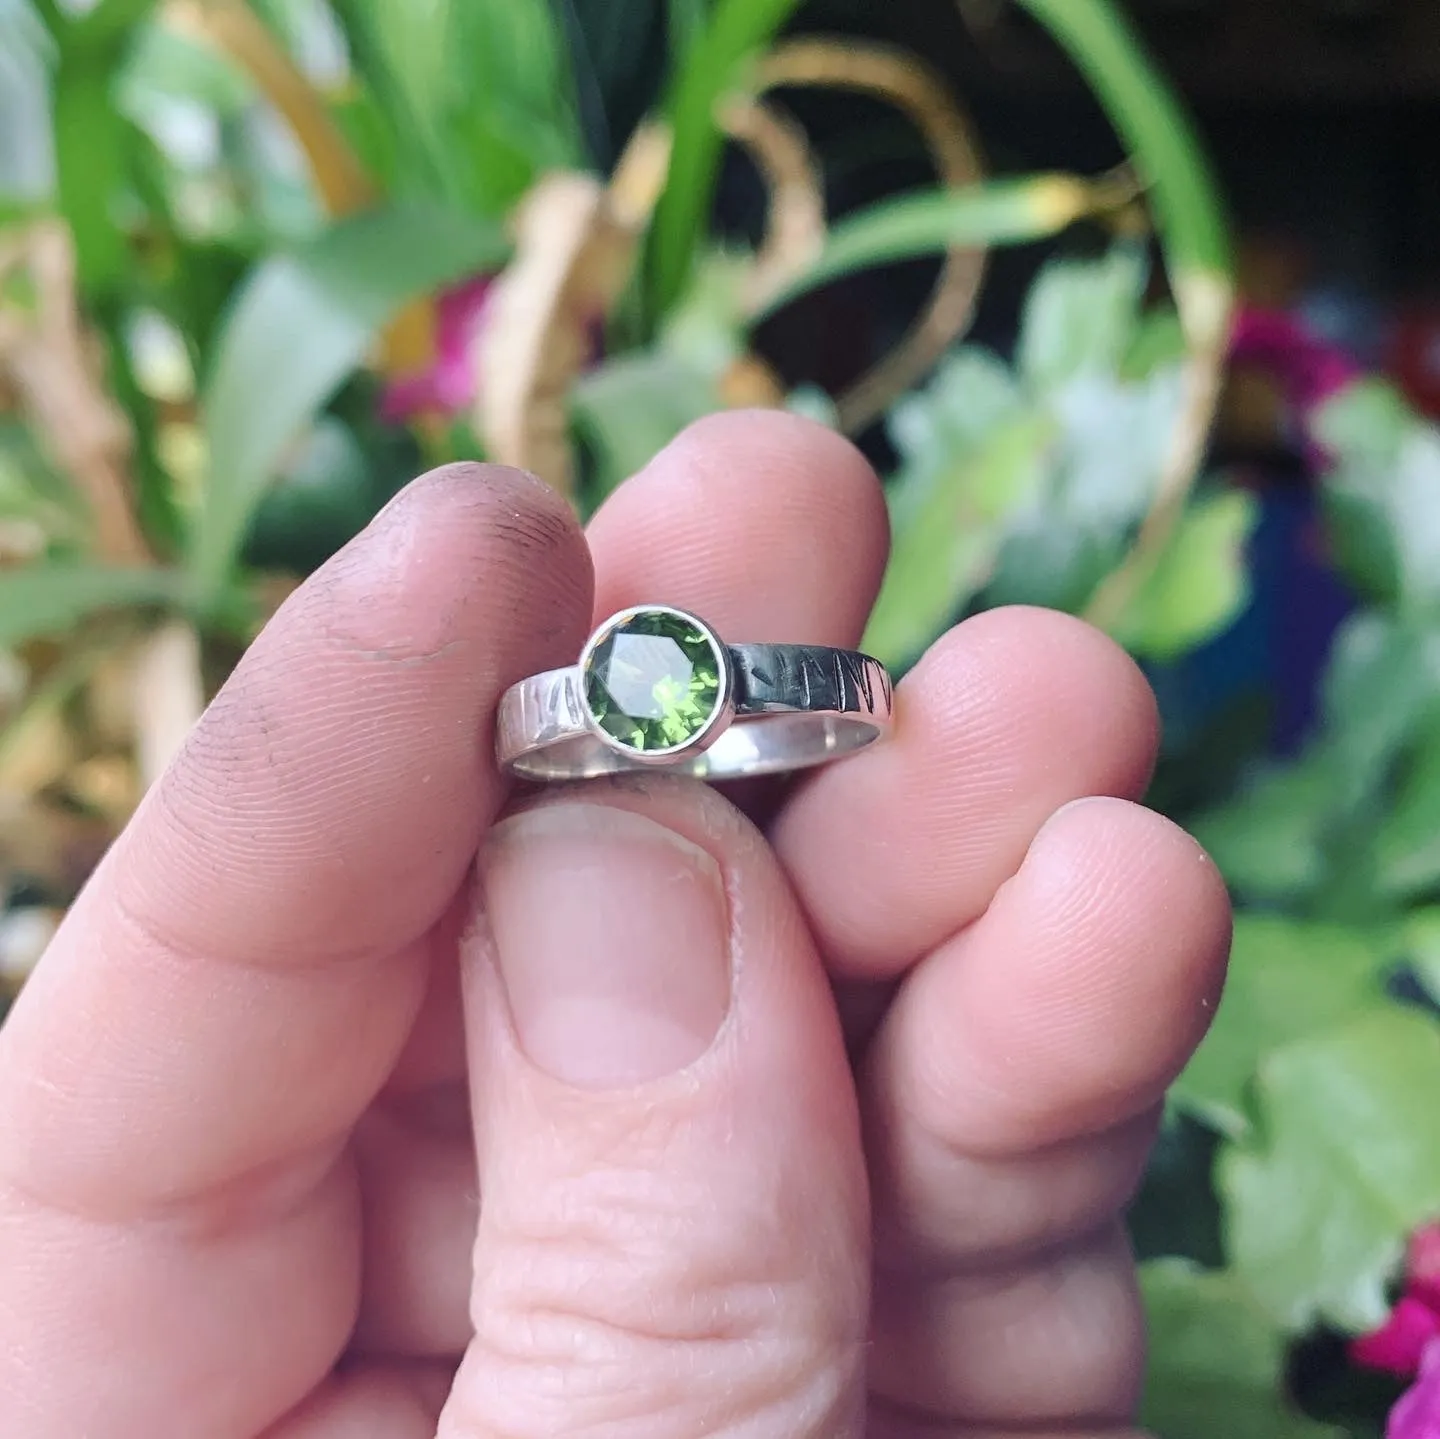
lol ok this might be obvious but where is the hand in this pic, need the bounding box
[0,413,1230,1439]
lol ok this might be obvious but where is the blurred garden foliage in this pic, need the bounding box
[2,0,1440,1434]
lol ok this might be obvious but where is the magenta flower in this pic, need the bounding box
[1414,1225,1440,1308]
[1229,306,1364,471]
[1355,1297,1440,1377]
[1390,1339,1440,1439]
[1353,1226,1440,1438]
[380,275,496,424]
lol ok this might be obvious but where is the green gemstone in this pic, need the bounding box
[584,611,722,751]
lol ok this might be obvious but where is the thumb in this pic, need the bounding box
[441,779,870,1439]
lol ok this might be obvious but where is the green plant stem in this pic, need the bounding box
[1012,0,1236,633]
[666,0,708,66]
[755,170,1143,320]
[24,0,62,42]
[645,0,803,326]
[1013,0,1229,284]
[69,0,160,53]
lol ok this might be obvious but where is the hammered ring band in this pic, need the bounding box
[496,605,894,783]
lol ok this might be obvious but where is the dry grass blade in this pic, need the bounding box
[1083,268,1233,632]
[0,223,150,566]
[0,222,204,885]
[717,97,827,312]
[478,125,673,495]
[162,0,376,218]
[130,620,204,788]
[161,0,435,381]
[751,39,989,434]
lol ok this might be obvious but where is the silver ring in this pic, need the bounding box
[497,604,894,783]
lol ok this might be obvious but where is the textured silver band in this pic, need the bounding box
[497,642,894,782]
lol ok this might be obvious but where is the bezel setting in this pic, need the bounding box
[577,605,735,764]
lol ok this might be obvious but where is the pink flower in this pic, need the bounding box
[1231,308,1363,417]
[1410,1223,1440,1310]
[1229,306,1364,471]
[1390,1339,1440,1439]
[1354,1297,1440,1377]
[1353,1226,1440,1438]
[380,275,496,424]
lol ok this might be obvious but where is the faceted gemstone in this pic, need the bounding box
[583,610,722,751]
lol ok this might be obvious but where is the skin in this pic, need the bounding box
[0,412,1231,1439]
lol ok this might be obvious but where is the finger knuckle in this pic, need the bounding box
[449,1149,864,1438]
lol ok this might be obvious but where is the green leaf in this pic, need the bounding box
[557,0,667,167]
[1173,918,1392,1138]
[1324,615,1440,802]
[783,385,838,427]
[1222,1009,1440,1330]
[863,349,1047,667]
[1402,910,1440,1008]
[1122,307,1188,379]
[1375,716,1440,900]
[1140,1261,1343,1439]
[646,0,801,319]
[1314,379,1412,474]
[657,248,750,370]
[0,421,86,543]
[191,202,508,606]
[1192,756,1337,904]
[755,177,1102,322]
[666,0,708,63]
[0,562,183,647]
[53,56,132,295]
[984,518,1120,615]
[1014,0,1232,312]
[866,413,1054,666]
[568,249,741,501]
[886,346,1025,464]
[115,20,254,120]
[0,0,54,205]
[66,0,159,54]
[571,350,722,501]
[1113,489,1256,662]
[1318,382,1440,613]
[332,0,581,212]
[874,292,1191,635]
[1049,365,1187,532]
[1388,425,1440,612]
[981,358,1190,617]
[240,414,376,576]
[1018,243,1149,393]
[445,0,584,200]
[1323,486,1401,604]
[1316,382,1410,600]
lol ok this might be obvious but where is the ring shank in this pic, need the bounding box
[507,711,883,781]
[498,643,893,782]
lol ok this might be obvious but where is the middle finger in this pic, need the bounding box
[586,408,890,643]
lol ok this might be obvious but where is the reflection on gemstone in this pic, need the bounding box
[583,611,722,751]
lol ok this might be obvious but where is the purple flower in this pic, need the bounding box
[380,275,496,424]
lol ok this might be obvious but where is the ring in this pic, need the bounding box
[497,604,894,783]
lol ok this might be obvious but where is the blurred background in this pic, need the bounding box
[2,0,1440,1434]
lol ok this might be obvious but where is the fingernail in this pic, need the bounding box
[481,803,731,1088]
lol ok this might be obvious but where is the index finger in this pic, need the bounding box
[0,464,591,1437]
